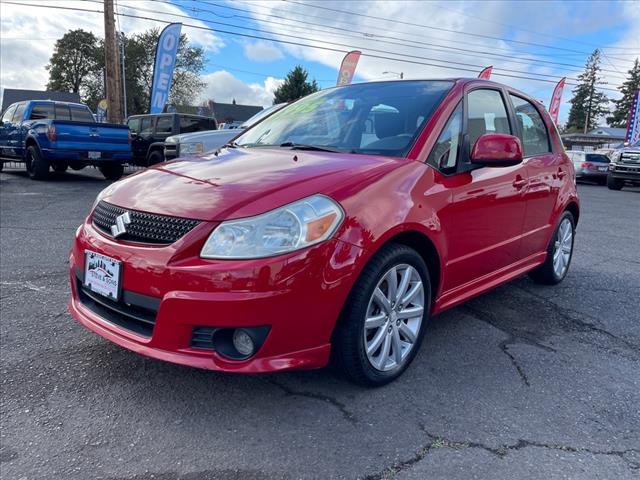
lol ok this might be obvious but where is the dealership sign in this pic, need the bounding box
[548,77,566,125]
[150,23,182,114]
[337,51,361,86]
[478,66,493,79]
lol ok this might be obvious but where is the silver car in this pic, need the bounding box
[566,151,610,184]
[164,104,287,160]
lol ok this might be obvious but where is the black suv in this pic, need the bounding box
[607,141,640,190]
[127,113,217,166]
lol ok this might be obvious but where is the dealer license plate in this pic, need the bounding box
[88,151,101,160]
[84,250,121,301]
[598,166,608,172]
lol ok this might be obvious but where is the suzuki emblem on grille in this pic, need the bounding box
[110,212,131,238]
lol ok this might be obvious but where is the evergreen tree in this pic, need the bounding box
[272,65,319,104]
[607,58,640,128]
[566,50,609,133]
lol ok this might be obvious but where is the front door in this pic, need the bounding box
[434,88,528,293]
[0,104,17,157]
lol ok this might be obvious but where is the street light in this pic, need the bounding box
[383,71,404,79]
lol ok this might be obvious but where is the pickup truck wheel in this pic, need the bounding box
[606,174,624,191]
[147,150,164,166]
[333,243,431,386]
[529,211,575,285]
[52,161,68,173]
[26,146,50,180]
[69,161,86,171]
[99,163,124,181]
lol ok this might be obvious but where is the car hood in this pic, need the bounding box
[101,147,403,221]
[171,129,238,144]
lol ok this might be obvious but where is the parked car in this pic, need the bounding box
[69,79,579,386]
[0,100,131,180]
[164,104,287,160]
[127,113,216,166]
[607,140,640,190]
[566,150,610,184]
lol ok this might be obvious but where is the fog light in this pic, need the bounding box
[232,329,255,357]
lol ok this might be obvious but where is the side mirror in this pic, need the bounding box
[470,133,523,167]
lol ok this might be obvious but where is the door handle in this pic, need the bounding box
[512,178,527,189]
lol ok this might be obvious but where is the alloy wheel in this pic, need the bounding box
[363,264,424,372]
[553,217,573,278]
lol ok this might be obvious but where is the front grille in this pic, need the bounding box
[76,276,160,337]
[92,201,200,245]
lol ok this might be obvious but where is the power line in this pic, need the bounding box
[86,0,614,84]
[2,0,623,93]
[158,0,628,79]
[194,0,635,65]
[283,0,640,56]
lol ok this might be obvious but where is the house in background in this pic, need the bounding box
[171,99,263,125]
[1,88,81,113]
[561,127,626,151]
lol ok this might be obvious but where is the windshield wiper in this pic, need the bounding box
[279,142,343,152]
[222,141,240,148]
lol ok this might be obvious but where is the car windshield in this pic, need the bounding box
[235,80,454,157]
[586,154,610,163]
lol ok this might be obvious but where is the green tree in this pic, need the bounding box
[46,28,206,115]
[272,65,319,104]
[46,29,101,96]
[607,58,640,128]
[566,50,610,133]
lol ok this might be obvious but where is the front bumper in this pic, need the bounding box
[68,218,362,373]
[609,164,640,183]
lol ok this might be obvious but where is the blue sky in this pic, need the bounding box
[1,0,639,124]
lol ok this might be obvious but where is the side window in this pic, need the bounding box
[427,103,462,171]
[179,116,208,134]
[127,117,141,134]
[1,105,17,124]
[155,116,173,134]
[12,103,26,123]
[140,117,154,136]
[30,104,54,120]
[467,89,511,148]
[54,104,71,121]
[70,106,95,122]
[509,94,550,156]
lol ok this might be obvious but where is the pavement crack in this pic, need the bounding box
[499,341,530,386]
[262,378,357,425]
[364,426,640,479]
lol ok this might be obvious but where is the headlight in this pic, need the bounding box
[200,195,344,259]
[165,136,178,144]
[181,142,204,155]
[610,152,621,163]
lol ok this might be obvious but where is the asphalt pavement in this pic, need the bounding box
[1,165,639,480]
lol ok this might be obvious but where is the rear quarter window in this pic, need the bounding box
[70,106,95,122]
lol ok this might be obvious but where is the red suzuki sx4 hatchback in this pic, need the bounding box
[69,79,579,385]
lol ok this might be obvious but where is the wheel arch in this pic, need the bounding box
[565,201,580,226]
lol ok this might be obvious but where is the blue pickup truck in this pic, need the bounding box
[0,100,131,180]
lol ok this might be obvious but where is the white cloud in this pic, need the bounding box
[243,40,284,62]
[198,70,283,107]
[0,0,223,93]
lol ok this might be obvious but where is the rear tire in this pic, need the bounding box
[529,211,575,285]
[99,163,124,181]
[69,161,86,171]
[26,145,49,180]
[147,150,164,166]
[607,174,624,190]
[333,243,431,386]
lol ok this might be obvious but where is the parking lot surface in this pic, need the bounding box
[1,167,639,480]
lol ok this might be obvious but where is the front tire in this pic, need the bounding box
[99,163,124,181]
[333,243,431,386]
[25,145,49,180]
[607,174,624,190]
[147,150,164,166]
[529,211,575,285]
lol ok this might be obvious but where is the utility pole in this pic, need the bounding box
[584,78,594,134]
[120,32,128,119]
[104,0,123,124]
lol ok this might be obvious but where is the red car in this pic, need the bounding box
[69,79,579,386]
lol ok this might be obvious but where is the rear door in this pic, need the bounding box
[434,88,529,292]
[8,103,26,156]
[508,93,561,259]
